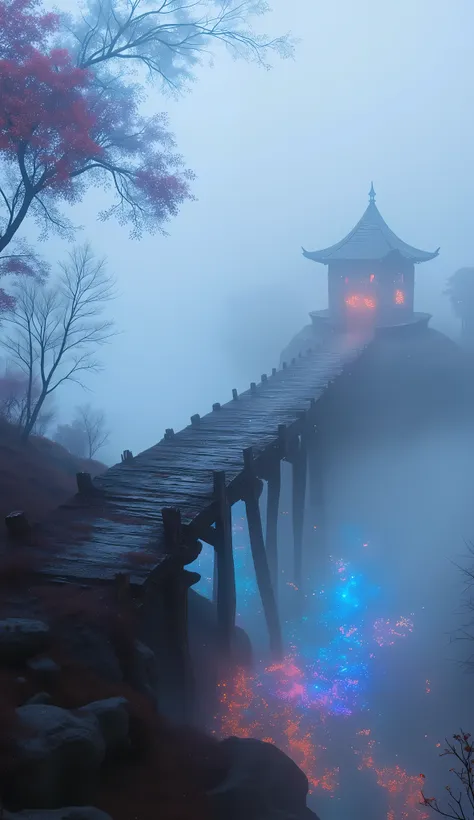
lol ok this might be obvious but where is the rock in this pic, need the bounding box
[54,622,123,684]
[207,737,320,820]
[78,697,129,755]
[4,808,113,819]
[129,640,158,698]
[26,692,53,706]
[27,658,60,677]
[12,704,106,808]
[0,619,50,664]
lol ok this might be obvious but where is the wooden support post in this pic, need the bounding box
[121,450,133,463]
[5,510,30,539]
[266,464,281,594]
[232,389,238,400]
[291,424,308,590]
[76,472,94,495]
[213,471,236,656]
[243,447,282,658]
[161,507,197,724]
[308,423,327,581]
[265,425,285,594]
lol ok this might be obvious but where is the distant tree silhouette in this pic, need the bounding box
[0,244,115,441]
[54,403,109,459]
[445,268,474,347]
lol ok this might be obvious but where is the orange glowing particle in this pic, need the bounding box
[395,289,405,305]
[369,273,375,282]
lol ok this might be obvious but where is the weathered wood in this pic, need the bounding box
[76,472,94,495]
[162,507,197,723]
[292,430,308,590]
[213,471,236,656]
[308,425,327,580]
[28,334,367,587]
[250,382,257,393]
[212,403,221,412]
[243,447,282,658]
[5,510,30,539]
[121,450,133,463]
[232,389,238,400]
[191,414,200,427]
[266,463,281,592]
[164,428,175,440]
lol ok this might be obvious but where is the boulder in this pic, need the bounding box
[129,640,158,698]
[207,737,320,820]
[26,692,53,706]
[12,704,106,808]
[78,697,129,755]
[4,808,112,820]
[0,619,50,664]
[27,658,60,678]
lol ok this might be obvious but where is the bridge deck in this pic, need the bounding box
[32,332,368,586]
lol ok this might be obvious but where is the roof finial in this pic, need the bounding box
[369,182,376,203]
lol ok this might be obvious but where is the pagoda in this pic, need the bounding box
[302,185,439,329]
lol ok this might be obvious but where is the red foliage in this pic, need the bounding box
[0,0,194,294]
[0,0,57,61]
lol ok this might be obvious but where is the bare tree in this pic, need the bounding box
[66,0,295,96]
[0,244,116,441]
[421,732,474,818]
[76,404,110,459]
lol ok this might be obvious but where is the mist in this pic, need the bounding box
[21,0,471,464]
[6,1,474,814]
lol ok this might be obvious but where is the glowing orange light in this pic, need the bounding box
[369,274,375,283]
[395,289,405,305]
[345,294,376,310]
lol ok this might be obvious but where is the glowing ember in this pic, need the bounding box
[373,616,414,647]
[369,274,376,282]
[395,289,405,305]
[192,509,425,819]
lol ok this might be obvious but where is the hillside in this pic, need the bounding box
[0,419,107,524]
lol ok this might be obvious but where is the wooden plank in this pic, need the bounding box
[31,332,369,586]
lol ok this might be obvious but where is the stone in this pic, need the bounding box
[129,640,158,698]
[78,697,129,755]
[0,619,50,664]
[54,623,123,684]
[207,737,320,820]
[26,692,53,706]
[12,704,106,808]
[4,808,113,820]
[27,658,60,677]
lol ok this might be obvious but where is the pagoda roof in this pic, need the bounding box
[302,185,440,265]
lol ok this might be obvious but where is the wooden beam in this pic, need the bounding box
[243,448,282,658]
[161,507,196,724]
[213,471,236,656]
[265,461,281,594]
[292,425,308,590]
[308,425,327,582]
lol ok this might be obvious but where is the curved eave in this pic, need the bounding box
[301,246,440,265]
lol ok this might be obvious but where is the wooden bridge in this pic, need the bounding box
[6,328,369,719]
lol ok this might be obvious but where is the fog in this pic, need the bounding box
[26,0,473,463]
[13,1,474,815]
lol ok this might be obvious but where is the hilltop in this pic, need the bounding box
[0,419,106,525]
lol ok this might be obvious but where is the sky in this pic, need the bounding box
[24,0,474,462]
